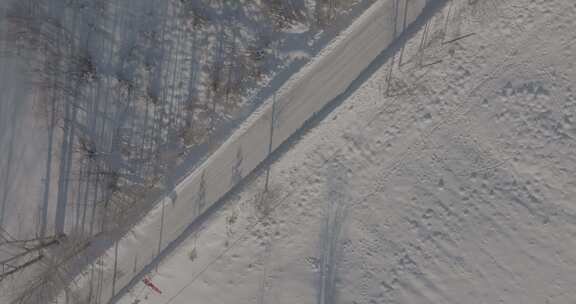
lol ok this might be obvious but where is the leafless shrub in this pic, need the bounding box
[74,49,97,83]
[253,185,281,219]
[225,210,239,237]
[263,0,307,30]
[8,232,92,304]
[188,247,198,261]
[312,0,355,28]
[4,1,74,56]
[146,85,161,105]
[180,1,211,29]
[0,232,65,288]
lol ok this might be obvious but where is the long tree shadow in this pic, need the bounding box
[0,98,18,229]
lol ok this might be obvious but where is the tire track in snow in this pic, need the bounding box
[318,162,347,304]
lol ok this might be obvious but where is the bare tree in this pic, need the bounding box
[0,230,64,283]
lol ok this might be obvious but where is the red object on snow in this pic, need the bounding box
[143,275,162,294]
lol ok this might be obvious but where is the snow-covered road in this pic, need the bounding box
[62,0,430,302]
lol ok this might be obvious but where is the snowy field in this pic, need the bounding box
[2,0,576,303]
[1,0,380,302]
[58,0,428,302]
[114,0,576,303]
